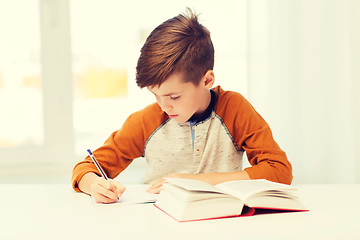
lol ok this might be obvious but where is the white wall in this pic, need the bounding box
[248,0,360,183]
[1,0,359,184]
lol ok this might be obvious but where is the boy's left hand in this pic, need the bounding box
[146,171,251,194]
[146,173,204,194]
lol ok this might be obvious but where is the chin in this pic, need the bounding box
[173,119,187,124]
[172,117,189,124]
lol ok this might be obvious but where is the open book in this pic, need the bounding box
[154,178,307,222]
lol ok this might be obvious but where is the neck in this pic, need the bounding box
[193,89,212,119]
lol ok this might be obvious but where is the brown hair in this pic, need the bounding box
[136,8,214,88]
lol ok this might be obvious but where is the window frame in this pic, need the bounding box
[0,0,76,172]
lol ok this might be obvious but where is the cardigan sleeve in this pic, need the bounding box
[213,86,293,184]
[71,103,166,192]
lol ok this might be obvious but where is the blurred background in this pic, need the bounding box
[0,0,359,184]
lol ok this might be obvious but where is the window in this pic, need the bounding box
[0,1,43,148]
[1,0,248,182]
[0,0,74,182]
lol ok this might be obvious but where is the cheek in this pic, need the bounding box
[181,95,200,113]
[172,99,188,113]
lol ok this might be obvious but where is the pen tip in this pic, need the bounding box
[87,149,92,154]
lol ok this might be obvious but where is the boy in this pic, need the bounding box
[72,9,292,203]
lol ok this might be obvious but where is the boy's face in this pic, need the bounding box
[148,72,213,123]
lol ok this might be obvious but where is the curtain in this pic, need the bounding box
[247,0,360,183]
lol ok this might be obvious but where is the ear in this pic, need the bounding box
[201,70,215,89]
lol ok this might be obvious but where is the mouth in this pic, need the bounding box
[168,114,179,118]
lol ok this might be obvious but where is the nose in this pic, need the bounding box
[158,97,173,112]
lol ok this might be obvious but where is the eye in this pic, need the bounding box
[170,96,181,100]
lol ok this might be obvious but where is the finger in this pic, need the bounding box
[146,185,163,194]
[92,192,117,204]
[95,184,119,200]
[96,177,113,190]
[91,178,118,201]
[109,179,126,197]
[96,178,122,197]
[148,179,164,191]
[147,178,167,193]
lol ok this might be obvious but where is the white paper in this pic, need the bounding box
[92,184,157,205]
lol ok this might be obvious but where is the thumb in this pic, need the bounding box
[109,179,126,196]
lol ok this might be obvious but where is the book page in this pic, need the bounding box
[215,179,297,200]
[165,178,225,194]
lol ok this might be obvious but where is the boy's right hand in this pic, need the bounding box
[89,177,126,203]
[78,172,126,203]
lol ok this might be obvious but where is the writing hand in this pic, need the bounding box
[90,177,126,203]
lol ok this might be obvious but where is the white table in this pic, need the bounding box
[1,184,359,240]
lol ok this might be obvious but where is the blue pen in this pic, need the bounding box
[87,149,120,200]
[87,149,109,180]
